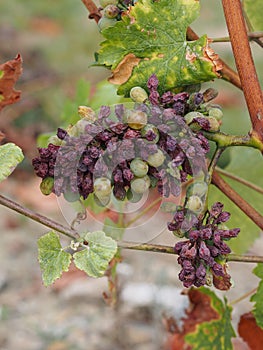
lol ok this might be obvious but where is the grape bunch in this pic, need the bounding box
[173,202,240,290]
[32,74,222,234]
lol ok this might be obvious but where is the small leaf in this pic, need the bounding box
[0,143,24,182]
[97,0,221,96]
[251,264,263,329]
[38,231,72,286]
[0,54,22,111]
[243,0,263,31]
[73,231,117,278]
[238,312,263,350]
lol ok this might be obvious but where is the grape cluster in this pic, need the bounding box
[173,202,240,289]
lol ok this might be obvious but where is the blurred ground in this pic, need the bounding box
[0,0,262,349]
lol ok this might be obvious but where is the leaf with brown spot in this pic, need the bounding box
[0,54,22,112]
[108,53,140,85]
[238,312,263,350]
[165,287,235,350]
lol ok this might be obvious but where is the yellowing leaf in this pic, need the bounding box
[97,0,221,96]
[0,143,24,182]
[38,231,72,286]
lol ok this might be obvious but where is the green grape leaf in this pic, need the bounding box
[209,147,263,254]
[73,231,117,277]
[38,231,72,286]
[243,0,263,31]
[185,288,235,350]
[251,264,263,329]
[97,0,221,96]
[103,217,125,241]
[0,143,24,182]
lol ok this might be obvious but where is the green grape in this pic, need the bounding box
[186,181,208,198]
[127,110,147,130]
[173,229,185,238]
[184,111,204,125]
[126,188,143,203]
[40,177,54,196]
[147,149,165,168]
[104,5,119,18]
[141,124,159,143]
[94,177,112,197]
[63,191,80,202]
[130,86,148,103]
[167,161,180,180]
[207,117,220,132]
[99,0,118,8]
[186,195,203,213]
[208,107,223,121]
[94,194,111,207]
[130,175,150,194]
[98,17,117,32]
[130,158,149,177]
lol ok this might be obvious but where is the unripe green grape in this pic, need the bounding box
[127,110,147,130]
[208,107,223,121]
[40,177,54,196]
[186,195,203,213]
[98,17,117,32]
[99,0,118,8]
[173,229,185,238]
[130,175,150,194]
[94,177,112,197]
[130,86,148,103]
[147,149,165,168]
[94,193,111,207]
[130,158,149,177]
[184,111,204,125]
[207,117,220,132]
[141,124,159,143]
[63,191,80,202]
[167,161,180,180]
[104,5,119,19]
[126,188,143,203]
[186,181,208,198]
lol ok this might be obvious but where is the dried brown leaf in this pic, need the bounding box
[238,312,263,350]
[108,53,140,85]
[0,54,23,112]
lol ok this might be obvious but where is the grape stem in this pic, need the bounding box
[212,171,263,230]
[202,131,263,151]
[211,31,263,44]
[222,0,263,146]
[215,167,263,195]
[1,193,263,263]
[81,0,101,23]
[0,194,79,240]
[230,287,257,306]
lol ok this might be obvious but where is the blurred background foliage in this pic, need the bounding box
[0,0,262,163]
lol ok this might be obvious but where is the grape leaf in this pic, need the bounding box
[238,312,263,350]
[0,143,24,182]
[0,54,22,111]
[251,264,263,329]
[243,0,263,31]
[209,147,263,254]
[97,0,221,96]
[165,288,235,350]
[185,288,235,350]
[38,231,72,286]
[73,231,117,277]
